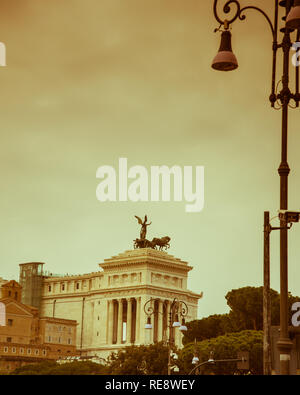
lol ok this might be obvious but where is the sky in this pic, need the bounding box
[1,0,300,319]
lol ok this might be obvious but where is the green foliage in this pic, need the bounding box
[11,360,109,375]
[183,286,300,345]
[182,314,234,345]
[226,286,280,331]
[106,342,170,375]
[179,330,263,375]
[226,286,299,331]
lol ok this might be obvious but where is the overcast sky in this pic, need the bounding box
[1,0,300,318]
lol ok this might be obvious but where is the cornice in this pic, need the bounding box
[41,285,202,302]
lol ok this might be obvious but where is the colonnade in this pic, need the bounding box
[106,297,182,346]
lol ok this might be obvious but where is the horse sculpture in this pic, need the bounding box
[151,236,171,251]
[133,236,171,251]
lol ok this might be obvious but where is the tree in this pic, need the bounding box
[11,360,109,375]
[183,314,234,345]
[226,286,299,331]
[106,342,171,375]
[179,330,263,375]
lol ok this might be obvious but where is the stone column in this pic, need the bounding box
[117,299,123,344]
[126,298,132,344]
[158,299,163,342]
[135,297,141,344]
[166,300,171,343]
[107,300,114,345]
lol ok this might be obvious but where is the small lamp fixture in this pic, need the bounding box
[211,29,238,71]
[286,0,300,29]
[170,350,178,360]
[172,314,181,328]
[208,351,215,363]
[192,356,199,365]
[145,316,152,329]
[179,318,187,332]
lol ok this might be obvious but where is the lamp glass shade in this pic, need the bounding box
[179,324,188,332]
[192,356,199,364]
[286,0,300,29]
[145,317,152,329]
[211,30,238,71]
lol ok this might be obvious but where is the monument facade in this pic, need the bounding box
[38,248,202,359]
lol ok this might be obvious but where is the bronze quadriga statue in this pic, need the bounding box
[133,215,171,251]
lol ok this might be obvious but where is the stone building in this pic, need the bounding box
[36,248,202,359]
[0,280,78,374]
[0,280,22,302]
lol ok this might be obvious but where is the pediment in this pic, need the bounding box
[1,299,35,317]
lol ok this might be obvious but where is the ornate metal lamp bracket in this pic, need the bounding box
[213,0,275,37]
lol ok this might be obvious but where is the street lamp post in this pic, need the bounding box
[212,0,300,375]
[144,297,188,375]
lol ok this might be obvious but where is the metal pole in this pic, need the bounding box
[276,6,293,374]
[263,211,272,375]
[167,306,173,375]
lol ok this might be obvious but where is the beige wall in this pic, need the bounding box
[0,303,38,344]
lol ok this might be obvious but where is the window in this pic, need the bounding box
[20,348,24,354]
[48,285,51,292]
[61,284,65,291]
[58,337,61,343]
[12,347,16,353]
[68,338,72,344]
[7,319,13,326]
[27,349,31,355]
[8,291,11,297]
[48,336,51,342]
[35,349,39,355]
[76,283,79,290]
[42,350,46,356]
[6,337,12,343]
[14,292,18,300]
[4,347,8,353]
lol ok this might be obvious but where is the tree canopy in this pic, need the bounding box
[179,330,263,375]
[106,342,171,375]
[11,360,109,375]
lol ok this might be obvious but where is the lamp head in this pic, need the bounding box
[211,30,238,71]
[286,0,300,29]
[179,318,188,332]
[145,316,152,329]
[172,313,181,327]
[192,356,199,365]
